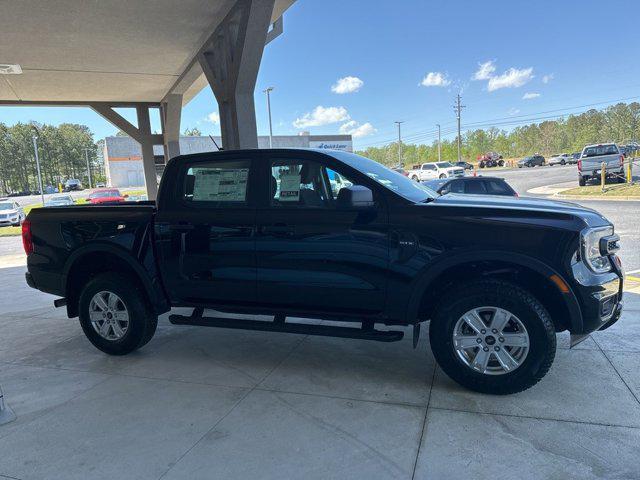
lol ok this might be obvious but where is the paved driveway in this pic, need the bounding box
[1,252,640,479]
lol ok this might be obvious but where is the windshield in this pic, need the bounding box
[0,203,14,211]
[89,190,121,199]
[435,162,453,168]
[583,144,618,157]
[325,151,438,202]
[50,196,72,202]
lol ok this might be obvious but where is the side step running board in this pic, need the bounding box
[168,311,404,343]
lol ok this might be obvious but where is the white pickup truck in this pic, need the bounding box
[578,143,625,186]
[409,162,465,181]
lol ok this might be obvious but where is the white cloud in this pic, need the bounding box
[206,112,220,124]
[487,67,534,91]
[331,76,364,94]
[293,106,350,129]
[339,120,376,138]
[542,74,554,84]
[522,92,541,100]
[420,72,451,87]
[508,108,521,116]
[473,60,496,80]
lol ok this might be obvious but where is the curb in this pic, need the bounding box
[553,193,640,202]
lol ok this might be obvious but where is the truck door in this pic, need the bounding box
[154,153,257,306]
[255,152,389,314]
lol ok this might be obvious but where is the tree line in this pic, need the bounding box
[0,122,103,194]
[356,102,640,167]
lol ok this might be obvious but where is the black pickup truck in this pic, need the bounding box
[23,149,623,394]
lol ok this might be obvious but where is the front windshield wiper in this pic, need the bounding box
[421,196,437,203]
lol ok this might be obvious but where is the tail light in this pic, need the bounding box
[22,219,34,255]
[577,159,582,171]
[620,155,624,167]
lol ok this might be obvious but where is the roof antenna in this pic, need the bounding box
[209,135,223,151]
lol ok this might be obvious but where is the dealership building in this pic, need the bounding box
[102,134,353,188]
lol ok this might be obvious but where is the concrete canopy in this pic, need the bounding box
[0,0,294,105]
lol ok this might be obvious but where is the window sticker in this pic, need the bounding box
[279,174,301,202]
[192,168,248,201]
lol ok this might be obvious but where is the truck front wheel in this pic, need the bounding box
[78,272,158,355]
[429,279,556,395]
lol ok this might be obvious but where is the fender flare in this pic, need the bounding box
[63,242,170,315]
[405,250,583,332]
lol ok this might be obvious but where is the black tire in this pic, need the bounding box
[578,176,586,186]
[439,174,447,179]
[498,160,505,167]
[429,279,556,395]
[561,160,566,165]
[78,272,157,355]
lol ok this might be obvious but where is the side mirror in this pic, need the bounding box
[123,194,129,199]
[337,185,374,209]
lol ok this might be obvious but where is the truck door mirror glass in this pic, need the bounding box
[336,185,374,209]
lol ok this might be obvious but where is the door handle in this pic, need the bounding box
[169,222,195,231]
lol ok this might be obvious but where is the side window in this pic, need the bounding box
[423,164,436,170]
[326,168,355,200]
[270,158,332,208]
[183,159,250,206]
[448,180,465,193]
[485,180,511,195]
[465,181,487,194]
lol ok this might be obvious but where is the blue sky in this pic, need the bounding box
[2,0,640,149]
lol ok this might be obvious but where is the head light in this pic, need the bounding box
[581,226,614,273]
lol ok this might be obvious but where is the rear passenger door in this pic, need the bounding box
[155,154,257,306]
[255,152,390,314]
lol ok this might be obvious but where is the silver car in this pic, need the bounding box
[45,194,75,207]
[548,153,571,166]
[0,200,26,227]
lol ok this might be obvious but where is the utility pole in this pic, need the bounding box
[394,121,404,166]
[454,94,465,162]
[32,135,45,206]
[84,148,93,189]
[263,87,274,148]
[436,124,442,162]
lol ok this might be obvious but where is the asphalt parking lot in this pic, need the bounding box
[1,167,639,479]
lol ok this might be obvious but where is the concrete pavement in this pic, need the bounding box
[1,247,640,479]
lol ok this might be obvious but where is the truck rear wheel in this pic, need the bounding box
[78,272,157,355]
[429,279,556,395]
[578,176,586,186]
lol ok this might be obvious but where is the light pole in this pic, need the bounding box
[436,124,442,162]
[32,134,45,206]
[263,87,274,148]
[394,121,404,166]
[84,148,93,189]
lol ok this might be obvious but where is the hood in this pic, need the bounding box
[430,193,611,228]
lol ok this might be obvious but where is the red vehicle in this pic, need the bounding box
[87,188,127,204]
[477,152,505,168]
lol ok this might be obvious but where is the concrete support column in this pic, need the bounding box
[161,93,182,161]
[198,0,275,150]
[136,106,158,200]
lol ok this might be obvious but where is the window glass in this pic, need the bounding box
[465,181,487,194]
[184,159,250,205]
[583,144,618,157]
[448,180,465,193]
[326,168,355,200]
[270,159,331,208]
[485,180,512,195]
[423,164,436,170]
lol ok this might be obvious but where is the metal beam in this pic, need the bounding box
[91,104,143,142]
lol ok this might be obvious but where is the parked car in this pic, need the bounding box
[87,188,127,204]
[454,161,474,170]
[547,153,572,166]
[64,179,83,192]
[517,155,545,168]
[422,176,518,197]
[0,200,26,226]
[45,194,75,207]
[409,161,465,181]
[95,183,106,188]
[578,143,625,186]
[477,152,505,168]
[24,149,624,395]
